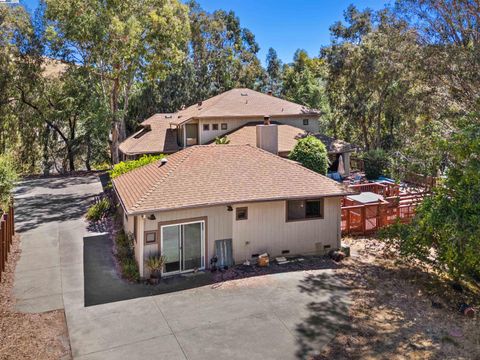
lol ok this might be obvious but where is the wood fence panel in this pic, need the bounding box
[0,205,15,282]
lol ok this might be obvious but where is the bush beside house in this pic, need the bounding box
[115,230,139,281]
[289,135,329,175]
[109,154,165,180]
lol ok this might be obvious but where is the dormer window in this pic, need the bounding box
[133,125,151,139]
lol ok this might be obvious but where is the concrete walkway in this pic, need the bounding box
[13,175,351,359]
[14,175,104,312]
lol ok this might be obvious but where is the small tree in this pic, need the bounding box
[0,154,18,211]
[362,149,390,180]
[289,136,329,175]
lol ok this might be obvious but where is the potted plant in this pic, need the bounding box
[146,255,166,285]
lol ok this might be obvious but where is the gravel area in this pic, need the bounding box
[0,235,71,360]
[318,237,480,360]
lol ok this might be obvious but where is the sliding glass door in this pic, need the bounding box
[161,221,205,275]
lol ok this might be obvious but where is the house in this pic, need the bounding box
[112,124,353,278]
[118,88,353,176]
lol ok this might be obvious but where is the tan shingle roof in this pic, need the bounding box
[169,88,319,125]
[119,114,180,156]
[113,145,352,214]
[223,122,353,154]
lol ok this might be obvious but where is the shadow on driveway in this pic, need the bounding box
[83,234,213,306]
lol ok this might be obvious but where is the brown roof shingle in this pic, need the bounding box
[119,114,180,156]
[113,145,352,214]
[223,122,353,154]
[169,88,319,125]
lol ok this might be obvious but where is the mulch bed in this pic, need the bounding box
[0,235,71,360]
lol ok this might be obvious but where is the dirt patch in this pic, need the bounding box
[0,235,71,360]
[318,237,480,360]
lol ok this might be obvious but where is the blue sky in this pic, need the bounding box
[19,0,391,64]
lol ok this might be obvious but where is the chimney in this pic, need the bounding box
[256,115,278,154]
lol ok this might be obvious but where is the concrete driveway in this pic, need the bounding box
[13,175,351,359]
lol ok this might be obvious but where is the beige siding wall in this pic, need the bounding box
[130,196,341,277]
[232,198,341,263]
[197,117,320,144]
[142,205,233,277]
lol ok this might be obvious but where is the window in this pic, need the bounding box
[221,123,228,130]
[203,124,210,131]
[236,207,248,220]
[286,199,323,221]
[212,124,219,131]
[145,231,157,244]
[303,119,309,126]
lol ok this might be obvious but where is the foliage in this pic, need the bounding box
[362,149,391,180]
[115,230,138,281]
[44,0,190,163]
[214,136,230,145]
[289,136,329,175]
[146,255,166,277]
[264,48,283,96]
[109,154,165,180]
[0,153,18,211]
[380,116,480,281]
[86,197,111,222]
[122,258,140,281]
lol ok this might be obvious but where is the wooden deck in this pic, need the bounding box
[341,183,426,235]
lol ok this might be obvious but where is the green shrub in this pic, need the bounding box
[362,149,391,180]
[289,135,329,175]
[0,153,18,212]
[91,162,112,171]
[86,197,111,221]
[109,154,165,179]
[122,258,140,281]
[214,136,230,144]
[115,230,138,280]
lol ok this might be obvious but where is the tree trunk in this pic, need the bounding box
[67,143,75,172]
[42,124,50,176]
[85,135,92,171]
[361,119,370,151]
[110,74,121,164]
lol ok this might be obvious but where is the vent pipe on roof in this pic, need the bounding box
[159,158,168,167]
[256,116,278,155]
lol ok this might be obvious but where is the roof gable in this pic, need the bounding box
[169,88,320,125]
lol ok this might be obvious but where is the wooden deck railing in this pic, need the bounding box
[348,182,400,197]
[341,193,423,235]
[0,206,15,281]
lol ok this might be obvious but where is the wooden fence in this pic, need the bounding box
[341,193,425,236]
[0,206,15,282]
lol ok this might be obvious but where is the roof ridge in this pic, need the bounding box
[131,147,196,211]
[247,145,349,191]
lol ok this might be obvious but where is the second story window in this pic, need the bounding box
[221,123,228,130]
[203,124,210,131]
[212,124,219,131]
